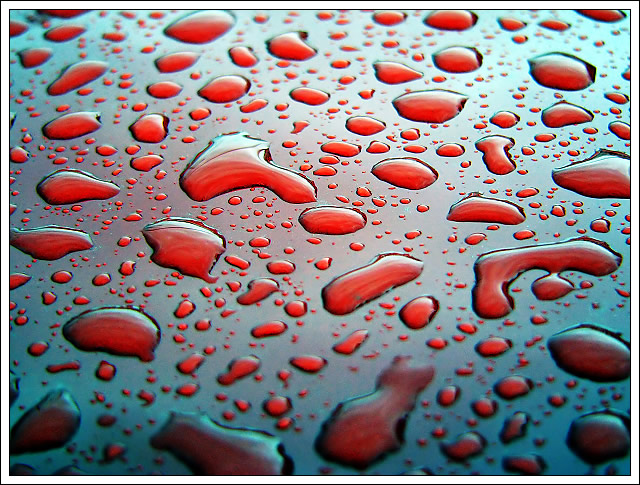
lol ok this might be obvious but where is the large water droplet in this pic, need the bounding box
[164,11,235,44]
[266,32,316,61]
[345,116,386,136]
[528,52,596,91]
[198,75,250,103]
[10,226,93,260]
[129,113,169,143]
[432,46,482,73]
[424,10,478,31]
[36,169,119,204]
[566,410,630,464]
[447,193,526,225]
[298,206,366,235]
[371,157,438,190]
[155,51,200,73]
[541,100,594,127]
[373,61,423,84]
[47,60,108,96]
[42,112,101,140]
[393,90,468,123]
[398,296,439,329]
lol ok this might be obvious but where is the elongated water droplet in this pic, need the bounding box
[371,158,438,190]
[290,87,330,105]
[298,206,366,235]
[447,193,525,225]
[475,135,516,175]
[42,112,101,140]
[47,60,108,96]
[267,31,316,61]
[155,51,200,73]
[198,75,250,103]
[10,226,93,260]
[345,116,386,135]
[164,11,235,44]
[528,52,596,91]
[373,61,422,84]
[36,169,119,204]
[424,10,478,31]
[393,90,467,123]
[236,278,279,305]
[541,101,594,127]
[18,47,53,68]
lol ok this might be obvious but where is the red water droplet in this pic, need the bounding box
[471,398,498,418]
[284,300,307,317]
[229,46,258,67]
[43,112,101,140]
[45,24,86,42]
[198,75,250,103]
[96,360,116,381]
[321,141,361,157]
[151,412,292,474]
[10,146,30,163]
[47,60,108,96]
[432,46,482,73]
[472,237,621,319]
[424,10,478,31]
[10,390,80,455]
[541,101,594,128]
[51,270,73,284]
[502,454,547,475]
[500,411,530,443]
[539,19,571,31]
[237,278,279,305]
[290,355,327,373]
[28,341,49,356]
[345,116,386,136]
[577,10,626,22]
[147,81,183,99]
[251,320,288,338]
[590,218,611,233]
[9,273,31,290]
[371,157,438,190]
[498,17,527,31]
[142,217,226,283]
[298,206,366,235]
[316,356,434,469]
[164,11,235,44]
[551,149,630,198]
[333,330,369,355]
[489,111,520,129]
[436,143,465,157]
[263,396,292,417]
[605,92,629,104]
[217,355,260,385]
[290,87,330,105]
[373,61,423,84]
[322,253,423,315]
[399,296,439,330]
[63,307,160,362]
[516,188,539,198]
[393,90,467,123]
[548,323,630,382]
[513,229,535,240]
[609,121,630,140]
[155,51,200,73]
[372,11,407,26]
[531,273,574,300]
[174,299,195,318]
[267,31,317,61]
[180,132,317,203]
[130,154,163,172]
[367,141,390,153]
[447,193,525,225]
[129,113,169,143]
[10,19,28,37]
[528,53,596,91]
[437,385,461,407]
[475,337,512,357]
[10,226,93,260]
[566,410,630,464]
[493,375,533,400]
[267,260,296,275]
[475,135,516,175]
[177,353,206,375]
[440,432,486,461]
[36,169,119,204]
[18,48,53,68]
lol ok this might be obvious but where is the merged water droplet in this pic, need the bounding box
[142,217,226,283]
[528,52,596,91]
[475,135,516,175]
[392,90,468,123]
[63,307,161,362]
[551,149,630,198]
[217,355,261,385]
[472,237,622,319]
[179,132,316,203]
[164,11,235,44]
[371,157,439,190]
[322,253,423,315]
[36,169,120,204]
[298,206,366,235]
[10,225,93,260]
[447,193,526,225]
[151,412,293,474]
[315,356,434,469]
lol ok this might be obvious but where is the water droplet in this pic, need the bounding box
[398,296,439,330]
[198,75,250,103]
[63,307,160,361]
[129,113,169,143]
[531,273,574,300]
[373,61,423,84]
[436,143,465,157]
[47,60,108,96]
[577,10,626,22]
[440,432,486,461]
[251,321,288,338]
[290,355,327,373]
[548,323,630,382]
[267,31,317,61]
[424,10,478,31]
[541,101,594,128]
[552,149,630,198]
[371,158,438,190]
[502,454,547,475]
[10,226,93,260]
[142,217,226,283]
[237,278,279,305]
[289,87,330,105]
[498,17,527,31]
[45,24,86,42]
[267,260,296,275]
[489,111,520,129]
[18,47,53,68]
[130,154,163,172]
[609,121,630,140]
[177,353,206,375]
[472,237,622,319]
[345,116,386,136]
[9,273,31,291]
[475,337,512,357]
[566,409,630,464]
[42,111,101,140]
[229,46,258,67]
[393,90,468,123]
[10,389,80,455]
[36,169,119,204]
[217,355,260,385]
[493,375,533,400]
[499,411,529,443]
[471,397,498,418]
[447,193,525,224]
[315,356,434,469]
[539,19,571,31]
[333,330,369,355]
[475,135,516,175]
[155,51,200,73]
[437,385,461,407]
[151,412,293,474]
[147,81,183,99]
[372,11,407,26]
[179,132,317,203]
[322,253,423,315]
[298,206,366,235]
[164,11,235,44]
[528,52,596,91]
[432,46,482,73]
